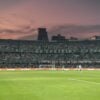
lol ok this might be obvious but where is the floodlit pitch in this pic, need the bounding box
[0,70,100,100]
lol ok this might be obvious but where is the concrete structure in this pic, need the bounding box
[37,28,49,41]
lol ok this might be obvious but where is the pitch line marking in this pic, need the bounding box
[68,78,100,85]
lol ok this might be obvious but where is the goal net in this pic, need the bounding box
[38,63,56,70]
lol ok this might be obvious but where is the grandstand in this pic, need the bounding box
[0,28,100,68]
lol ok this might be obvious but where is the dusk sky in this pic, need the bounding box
[0,0,100,40]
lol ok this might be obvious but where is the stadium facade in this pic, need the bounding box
[0,28,100,68]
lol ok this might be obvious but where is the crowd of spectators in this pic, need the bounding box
[0,39,100,68]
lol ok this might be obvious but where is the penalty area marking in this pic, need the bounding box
[68,78,100,85]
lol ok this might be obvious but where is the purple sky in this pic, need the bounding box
[0,0,100,40]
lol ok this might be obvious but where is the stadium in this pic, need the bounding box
[0,28,100,100]
[0,28,100,69]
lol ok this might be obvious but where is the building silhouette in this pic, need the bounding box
[51,34,66,41]
[37,28,49,41]
[90,35,100,40]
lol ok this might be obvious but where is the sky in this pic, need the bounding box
[0,0,100,40]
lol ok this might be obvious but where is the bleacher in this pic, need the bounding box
[0,39,100,68]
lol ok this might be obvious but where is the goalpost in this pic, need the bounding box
[38,61,56,70]
[38,61,66,70]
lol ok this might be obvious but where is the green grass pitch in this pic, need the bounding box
[0,70,100,100]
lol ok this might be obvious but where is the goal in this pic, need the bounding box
[38,63,56,70]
